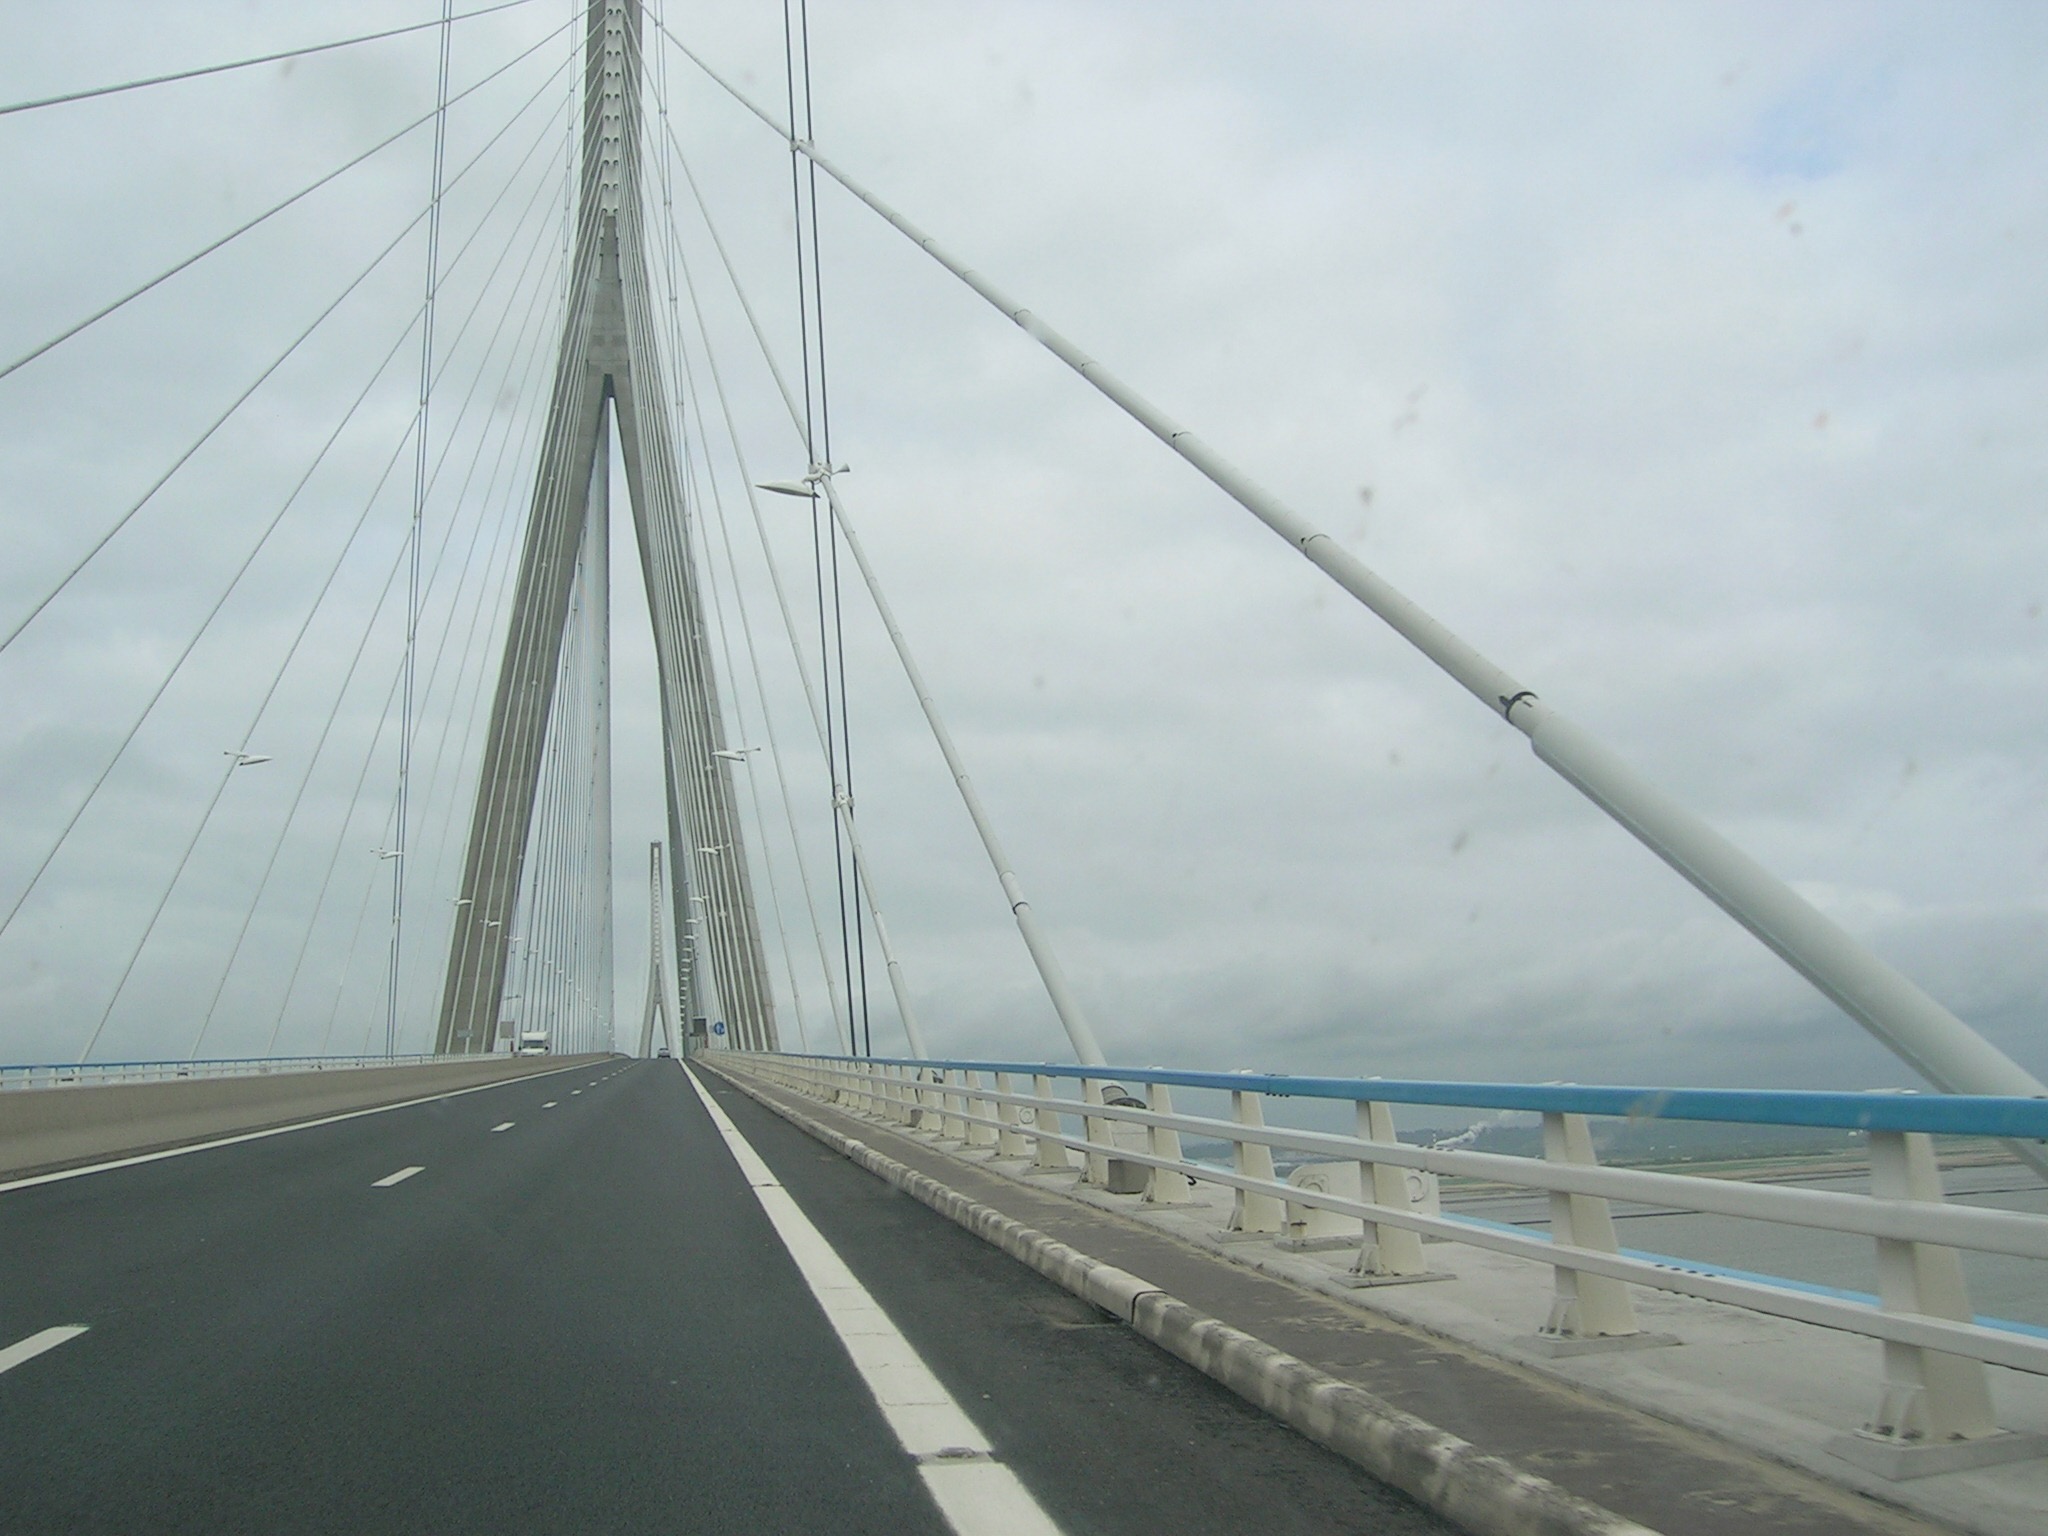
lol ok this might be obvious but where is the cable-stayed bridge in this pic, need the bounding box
[3,6,2047,1534]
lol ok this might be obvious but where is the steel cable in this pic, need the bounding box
[0,0,542,118]
[0,39,581,660]
[0,16,576,387]
[2,85,578,953]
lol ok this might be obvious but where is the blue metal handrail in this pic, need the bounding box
[758,1052,2048,1139]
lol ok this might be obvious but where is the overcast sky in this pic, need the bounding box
[0,2,2043,1096]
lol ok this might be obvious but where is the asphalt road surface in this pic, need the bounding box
[1,1058,1452,1534]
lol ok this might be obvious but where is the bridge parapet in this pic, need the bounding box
[1,1052,460,1092]
[726,1050,2048,1485]
[0,1052,606,1180]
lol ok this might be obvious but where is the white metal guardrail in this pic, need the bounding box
[727,1051,2048,1471]
[0,1053,460,1091]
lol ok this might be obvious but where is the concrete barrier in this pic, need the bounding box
[0,1055,609,1179]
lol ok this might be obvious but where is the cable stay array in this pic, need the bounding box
[1,0,1130,1071]
[642,5,2048,1113]
[0,0,2035,1204]
[625,8,1104,1066]
[3,64,580,947]
[0,11,601,1062]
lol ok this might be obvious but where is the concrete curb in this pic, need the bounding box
[705,1063,1660,1536]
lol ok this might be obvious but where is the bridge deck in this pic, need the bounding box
[715,1061,1967,1536]
[1,1059,1447,1534]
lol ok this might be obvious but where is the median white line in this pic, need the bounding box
[490,1122,515,1133]
[0,1325,88,1377]
[373,1166,424,1187]
[682,1067,1063,1536]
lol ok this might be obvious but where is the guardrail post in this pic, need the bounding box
[1144,1082,1190,1204]
[1353,1100,1428,1276]
[1538,1111,1641,1343]
[1028,1072,1076,1172]
[1225,1088,1286,1235]
[1079,1078,1113,1186]
[939,1071,968,1141]
[993,1072,1030,1157]
[963,1071,999,1149]
[913,1068,943,1132]
[1859,1130,1998,1449]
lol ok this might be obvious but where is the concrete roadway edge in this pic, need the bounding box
[699,1060,1660,1536]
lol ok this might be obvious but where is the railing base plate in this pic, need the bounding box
[1529,1330,1680,1358]
[1335,1268,1457,1290]
[1276,1234,1361,1253]
[1827,1428,2048,1481]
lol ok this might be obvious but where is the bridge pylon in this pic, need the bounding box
[436,0,777,1055]
[639,841,678,1058]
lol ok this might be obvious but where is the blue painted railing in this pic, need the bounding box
[759,1052,2048,1140]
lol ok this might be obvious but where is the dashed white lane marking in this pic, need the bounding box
[372,1166,424,1187]
[0,1325,88,1377]
[541,1101,558,1109]
[490,1122,515,1133]
[682,1067,1063,1536]
[571,1090,583,1096]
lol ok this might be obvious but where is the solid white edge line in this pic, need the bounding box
[681,1064,1064,1536]
[372,1165,425,1187]
[0,1324,89,1376]
[0,1061,594,1196]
